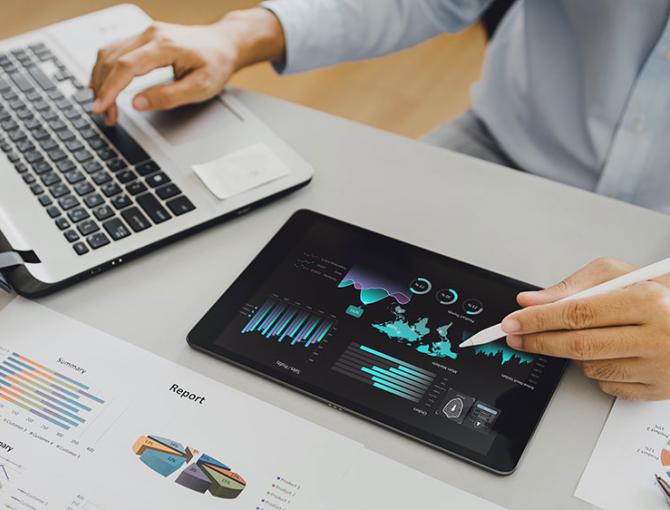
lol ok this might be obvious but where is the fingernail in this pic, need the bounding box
[133,95,149,111]
[507,335,523,349]
[91,99,101,112]
[501,317,521,333]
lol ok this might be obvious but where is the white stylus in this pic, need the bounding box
[458,256,670,348]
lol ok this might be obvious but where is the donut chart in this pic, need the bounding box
[132,435,247,499]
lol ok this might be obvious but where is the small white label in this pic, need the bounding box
[193,143,290,200]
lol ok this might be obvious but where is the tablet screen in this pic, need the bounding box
[188,210,566,473]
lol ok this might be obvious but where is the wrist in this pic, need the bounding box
[215,8,286,72]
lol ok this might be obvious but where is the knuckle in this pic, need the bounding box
[593,256,620,272]
[569,335,593,359]
[525,333,545,354]
[563,300,596,329]
[640,281,670,313]
[582,361,626,381]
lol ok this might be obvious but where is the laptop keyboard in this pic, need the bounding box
[0,42,196,256]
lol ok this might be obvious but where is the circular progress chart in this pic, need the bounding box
[132,435,247,499]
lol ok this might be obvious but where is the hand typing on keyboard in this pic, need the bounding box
[89,8,286,125]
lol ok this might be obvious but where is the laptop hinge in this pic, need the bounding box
[0,251,24,293]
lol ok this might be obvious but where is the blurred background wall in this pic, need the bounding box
[0,1,486,138]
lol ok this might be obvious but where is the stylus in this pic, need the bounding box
[459,256,670,348]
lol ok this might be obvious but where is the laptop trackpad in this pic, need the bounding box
[142,98,240,147]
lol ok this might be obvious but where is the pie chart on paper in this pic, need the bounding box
[132,435,247,499]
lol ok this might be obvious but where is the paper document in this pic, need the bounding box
[193,143,290,199]
[0,299,360,510]
[576,398,670,509]
[326,449,506,510]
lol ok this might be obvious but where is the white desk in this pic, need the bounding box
[3,89,670,509]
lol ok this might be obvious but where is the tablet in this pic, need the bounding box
[188,210,567,474]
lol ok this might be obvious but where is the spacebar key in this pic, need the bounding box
[136,193,171,224]
[91,115,150,165]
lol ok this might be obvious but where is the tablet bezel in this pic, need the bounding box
[187,209,568,474]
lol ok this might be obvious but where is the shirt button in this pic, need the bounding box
[633,119,646,134]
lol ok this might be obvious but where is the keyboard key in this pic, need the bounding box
[166,196,195,216]
[64,229,80,243]
[156,184,181,200]
[65,140,84,152]
[33,99,49,111]
[64,108,80,121]
[16,140,35,153]
[110,194,132,210]
[93,204,114,220]
[121,206,151,232]
[92,171,111,185]
[87,232,110,250]
[83,160,102,174]
[33,161,54,175]
[126,180,147,195]
[73,149,92,163]
[57,129,75,142]
[24,117,41,130]
[48,118,67,131]
[79,128,97,140]
[58,195,79,210]
[64,170,85,184]
[73,180,94,196]
[73,241,89,255]
[50,183,69,198]
[30,183,44,195]
[27,65,55,90]
[107,158,127,172]
[135,160,160,176]
[25,151,43,164]
[84,193,104,208]
[72,117,90,130]
[10,71,33,92]
[91,115,150,164]
[32,128,50,140]
[87,137,106,150]
[55,217,69,230]
[97,148,116,161]
[101,182,121,197]
[56,158,75,173]
[136,193,170,224]
[48,148,67,162]
[9,130,26,142]
[116,169,136,184]
[145,172,170,188]
[67,207,89,223]
[77,219,99,236]
[14,162,28,173]
[22,174,36,184]
[38,194,52,206]
[72,88,94,104]
[16,108,33,121]
[39,137,58,151]
[46,206,61,218]
[41,172,61,187]
[102,217,131,241]
[55,98,71,110]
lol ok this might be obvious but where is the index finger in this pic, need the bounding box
[92,41,172,114]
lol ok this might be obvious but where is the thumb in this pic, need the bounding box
[517,257,636,307]
[132,69,215,112]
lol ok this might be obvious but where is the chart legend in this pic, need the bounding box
[332,343,436,402]
[0,351,105,430]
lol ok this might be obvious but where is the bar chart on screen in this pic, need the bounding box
[240,296,337,348]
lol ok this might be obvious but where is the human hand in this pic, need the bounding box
[89,8,285,125]
[500,257,670,400]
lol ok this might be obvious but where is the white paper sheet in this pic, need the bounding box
[193,143,290,199]
[575,398,670,509]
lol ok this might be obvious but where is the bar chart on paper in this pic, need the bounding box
[0,351,105,431]
[241,296,336,347]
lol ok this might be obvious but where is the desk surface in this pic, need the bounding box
[3,89,670,509]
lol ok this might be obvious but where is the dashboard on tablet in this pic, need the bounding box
[188,210,567,474]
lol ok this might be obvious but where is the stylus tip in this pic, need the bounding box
[458,339,473,348]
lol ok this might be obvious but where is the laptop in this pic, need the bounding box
[0,5,314,297]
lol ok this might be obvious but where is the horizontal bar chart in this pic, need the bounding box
[241,297,335,347]
[332,343,436,403]
[0,352,104,430]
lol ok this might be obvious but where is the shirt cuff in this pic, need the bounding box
[260,0,344,74]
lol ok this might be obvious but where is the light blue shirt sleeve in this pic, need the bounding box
[261,0,492,73]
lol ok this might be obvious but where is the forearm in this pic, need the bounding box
[214,7,286,71]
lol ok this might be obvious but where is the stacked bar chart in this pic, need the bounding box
[332,343,436,403]
[133,435,247,499]
[241,297,335,347]
[0,351,104,430]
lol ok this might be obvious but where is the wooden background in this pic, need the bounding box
[0,1,486,138]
